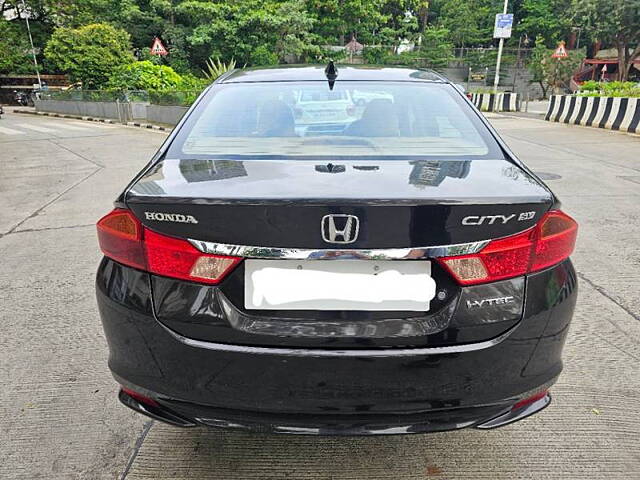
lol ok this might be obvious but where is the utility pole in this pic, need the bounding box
[493,0,509,94]
[20,0,43,90]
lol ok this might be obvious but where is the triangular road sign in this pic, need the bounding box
[552,42,568,58]
[150,37,168,56]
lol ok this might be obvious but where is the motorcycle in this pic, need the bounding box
[14,90,32,107]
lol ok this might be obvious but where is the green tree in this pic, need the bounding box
[434,0,489,48]
[307,0,388,44]
[515,0,569,46]
[528,35,550,97]
[571,0,640,81]
[529,36,584,97]
[0,0,58,73]
[0,18,32,74]
[307,0,425,47]
[44,23,134,88]
[430,0,508,48]
[106,60,182,90]
[419,26,454,67]
[178,0,320,66]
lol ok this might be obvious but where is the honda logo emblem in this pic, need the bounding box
[321,214,359,244]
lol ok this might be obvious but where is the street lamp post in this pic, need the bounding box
[20,0,43,90]
[493,0,509,94]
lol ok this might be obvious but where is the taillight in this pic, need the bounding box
[144,228,240,284]
[97,209,241,284]
[97,209,145,270]
[438,210,577,285]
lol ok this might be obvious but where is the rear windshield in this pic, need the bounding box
[167,81,503,160]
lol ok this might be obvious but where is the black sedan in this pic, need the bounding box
[96,64,577,435]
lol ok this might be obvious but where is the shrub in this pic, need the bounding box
[362,47,390,64]
[107,61,183,91]
[250,46,278,66]
[177,73,210,91]
[45,24,134,89]
[577,81,640,98]
[202,57,237,80]
[579,80,599,92]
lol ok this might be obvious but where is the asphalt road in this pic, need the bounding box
[1,109,639,479]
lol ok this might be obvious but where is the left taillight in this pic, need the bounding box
[437,210,578,286]
[97,208,241,284]
[97,209,146,270]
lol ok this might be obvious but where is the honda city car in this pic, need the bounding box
[96,64,578,435]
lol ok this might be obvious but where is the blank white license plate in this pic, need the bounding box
[244,260,435,311]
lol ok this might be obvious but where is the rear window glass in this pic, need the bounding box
[168,81,503,160]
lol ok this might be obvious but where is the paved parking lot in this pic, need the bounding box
[0,110,638,479]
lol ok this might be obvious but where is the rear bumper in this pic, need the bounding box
[118,387,552,435]
[97,258,576,435]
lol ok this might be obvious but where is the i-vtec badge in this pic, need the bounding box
[462,211,535,226]
[466,296,515,309]
[144,211,199,224]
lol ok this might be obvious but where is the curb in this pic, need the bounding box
[471,92,519,112]
[545,95,640,134]
[12,109,171,132]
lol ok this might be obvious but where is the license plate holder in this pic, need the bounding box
[244,259,435,311]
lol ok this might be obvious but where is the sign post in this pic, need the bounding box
[20,0,42,89]
[551,42,568,59]
[492,1,512,94]
[150,37,169,56]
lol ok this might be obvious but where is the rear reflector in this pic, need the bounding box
[512,390,548,411]
[438,210,577,285]
[97,209,241,284]
[121,387,159,407]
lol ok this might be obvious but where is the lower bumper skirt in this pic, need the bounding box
[118,388,551,435]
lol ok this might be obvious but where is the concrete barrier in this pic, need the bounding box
[34,99,188,125]
[145,105,189,125]
[545,95,640,134]
[470,92,519,112]
[34,99,127,120]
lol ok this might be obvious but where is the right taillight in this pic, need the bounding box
[530,211,578,271]
[97,208,241,284]
[438,210,577,285]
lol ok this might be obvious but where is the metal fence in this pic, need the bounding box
[40,89,202,107]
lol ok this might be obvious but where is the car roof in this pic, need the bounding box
[218,65,448,84]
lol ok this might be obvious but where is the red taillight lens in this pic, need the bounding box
[438,210,577,285]
[531,211,578,271]
[97,209,241,284]
[97,209,146,270]
[144,228,240,284]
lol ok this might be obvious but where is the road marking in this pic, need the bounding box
[0,126,26,135]
[16,123,57,133]
[48,123,90,131]
[66,121,114,129]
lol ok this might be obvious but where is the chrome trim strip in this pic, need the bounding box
[160,321,516,357]
[188,239,490,260]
